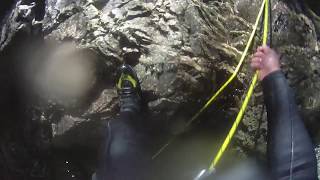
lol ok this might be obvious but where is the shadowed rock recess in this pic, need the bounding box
[0,0,319,179]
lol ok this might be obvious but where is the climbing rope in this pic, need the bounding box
[208,0,270,172]
[152,0,268,159]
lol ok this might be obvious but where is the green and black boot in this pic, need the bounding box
[116,64,142,114]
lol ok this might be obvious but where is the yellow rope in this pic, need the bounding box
[186,0,267,127]
[209,0,269,171]
[152,0,267,159]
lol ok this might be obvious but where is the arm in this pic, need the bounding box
[251,46,318,180]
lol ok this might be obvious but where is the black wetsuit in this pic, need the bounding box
[94,112,150,180]
[94,71,318,180]
[215,71,318,180]
[263,71,317,179]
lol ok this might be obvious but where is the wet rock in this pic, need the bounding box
[234,0,320,168]
[1,0,320,178]
[0,1,40,50]
[273,11,317,49]
[52,115,87,137]
[1,0,245,157]
[51,115,107,150]
[46,12,89,41]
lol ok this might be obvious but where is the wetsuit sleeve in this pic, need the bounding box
[262,70,318,180]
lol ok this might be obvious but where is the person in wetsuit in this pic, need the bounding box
[93,46,318,180]
[250,46,317,180]
[93,64,151,180]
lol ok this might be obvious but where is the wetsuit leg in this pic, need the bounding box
[95,112,150,180]
[262,71,318,180]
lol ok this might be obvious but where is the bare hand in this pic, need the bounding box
[250,46,281,81]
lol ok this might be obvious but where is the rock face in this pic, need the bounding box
[0,0,320,179]
[39,0,254,147]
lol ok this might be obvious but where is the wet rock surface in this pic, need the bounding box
[0,0,320,179]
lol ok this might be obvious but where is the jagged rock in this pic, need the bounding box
[46,12,89,40]
[0,1,39,50]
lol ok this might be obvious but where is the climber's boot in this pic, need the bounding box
[116,64,142,114]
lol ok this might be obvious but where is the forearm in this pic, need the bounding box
[262,71,317,180]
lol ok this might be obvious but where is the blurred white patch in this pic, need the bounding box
[27,42,98,107]
[194,169,206,180]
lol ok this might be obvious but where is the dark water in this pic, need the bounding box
[48,120,240,180]
[151,123,238,180]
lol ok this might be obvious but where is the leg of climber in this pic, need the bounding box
[251,46,318,180]
[94,64,150,180]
